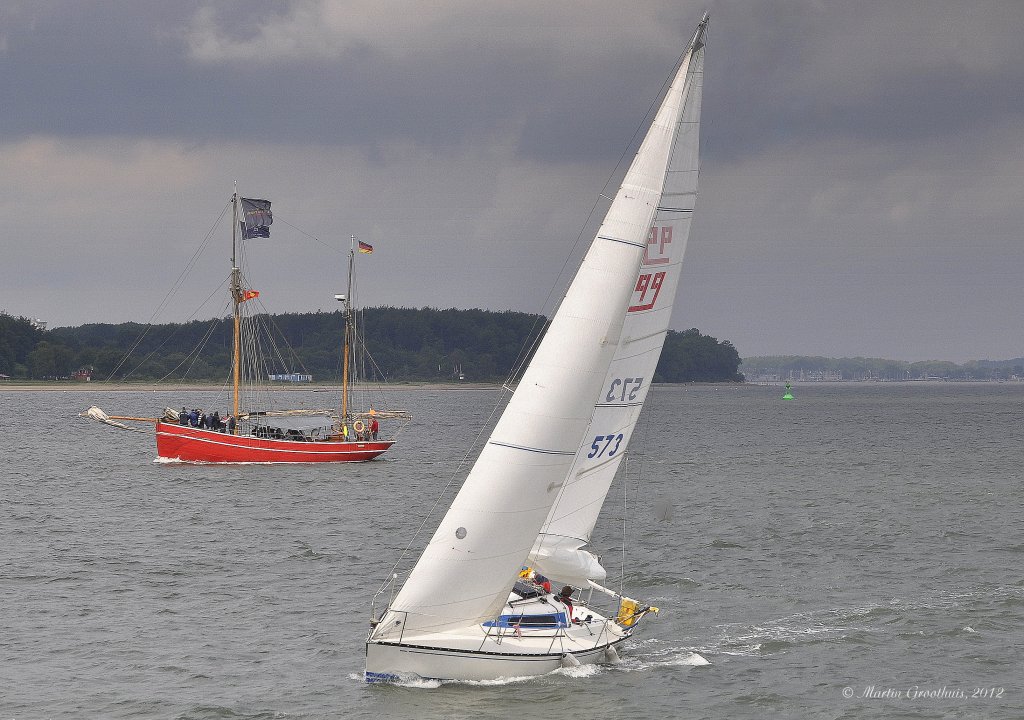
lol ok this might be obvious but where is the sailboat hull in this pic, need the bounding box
[364,635,627,683]
[155,421,393,463]
[366,591,633,682]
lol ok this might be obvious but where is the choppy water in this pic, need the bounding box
[3,383,1022,719]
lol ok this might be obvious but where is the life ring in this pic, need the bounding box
[353,419,366,433]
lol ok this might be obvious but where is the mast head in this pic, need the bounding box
[692,13,709,51]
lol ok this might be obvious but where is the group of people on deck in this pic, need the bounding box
[178,407,236,434]
[175,406,378,441]
[340,417,380,442]
[526,570,576,615]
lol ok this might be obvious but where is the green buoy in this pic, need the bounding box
[782,382,794,400]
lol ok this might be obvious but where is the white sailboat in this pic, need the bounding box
[365,14,707,683]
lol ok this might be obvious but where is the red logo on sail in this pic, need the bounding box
[628,271,666,312]
[642,226,672,266]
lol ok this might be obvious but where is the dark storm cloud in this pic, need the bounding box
[705,1,1024,163]
[9,0,1021,181]
[1,1,684,158]
[2,0,1023,361]
[7,1,1024,155]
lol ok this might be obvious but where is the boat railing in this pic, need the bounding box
[483,621,570,650]
[369,573,402,632]
[396,610,408,644]
[481,606,612,653]
[367,609,410,644]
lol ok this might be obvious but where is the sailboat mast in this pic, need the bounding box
[231,191,242,427]
[341,236,356,421]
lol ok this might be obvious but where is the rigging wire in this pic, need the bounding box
[120,276,231,382]
[615,400,656,595]
[155,310,227,384]
[273,216,346,259]
[504,43,687,390]
[103,201,230,382]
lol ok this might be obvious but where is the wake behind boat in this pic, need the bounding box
[365,14,707,682]
[84,193,409,463]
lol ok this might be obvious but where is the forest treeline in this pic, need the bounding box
[1,308,744,383]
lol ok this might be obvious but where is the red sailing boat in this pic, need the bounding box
[85,192,408,463]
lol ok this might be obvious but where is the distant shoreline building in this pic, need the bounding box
[269,373,313,383]
[746,369,843,383]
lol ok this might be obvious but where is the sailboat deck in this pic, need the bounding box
[365,593,630,682]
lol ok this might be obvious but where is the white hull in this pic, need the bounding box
[365,633,627,683]
[365,588,636,682]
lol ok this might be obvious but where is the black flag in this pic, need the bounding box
[240,197,272,238]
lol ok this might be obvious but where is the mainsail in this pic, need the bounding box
[530,26,705,584]
[376,18,708,636]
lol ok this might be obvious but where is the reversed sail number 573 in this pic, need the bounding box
[588,433,624,459]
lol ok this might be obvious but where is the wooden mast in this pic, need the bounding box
[231,191,242,430]
[341,236,355,423]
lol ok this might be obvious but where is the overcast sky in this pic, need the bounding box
[2,0,1022,362]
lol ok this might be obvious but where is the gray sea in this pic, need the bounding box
[3,382,1022,719]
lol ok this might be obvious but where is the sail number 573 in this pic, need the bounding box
[588,433,624,459]
[606,377,643,403]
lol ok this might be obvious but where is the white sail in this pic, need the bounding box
[375,18,708,637]
[530,26,705,584]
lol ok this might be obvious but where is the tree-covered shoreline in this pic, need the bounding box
[8,308,1021,384]
[1,308,743,384]
[742,355,1024,382]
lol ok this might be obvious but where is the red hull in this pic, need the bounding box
[155,422,393,463]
